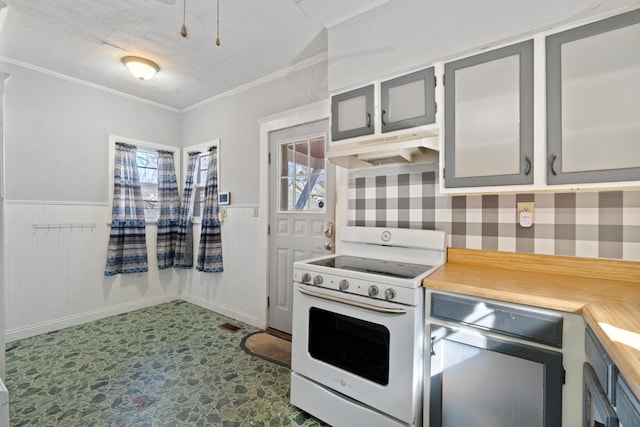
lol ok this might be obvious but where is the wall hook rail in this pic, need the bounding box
[32,223,96,231]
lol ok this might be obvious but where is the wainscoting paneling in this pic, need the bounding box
[180,206,262,327]
[4,201,180,341]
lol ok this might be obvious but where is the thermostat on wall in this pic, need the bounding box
[219,192,230,205]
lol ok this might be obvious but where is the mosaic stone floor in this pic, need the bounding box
[5,301,327,426]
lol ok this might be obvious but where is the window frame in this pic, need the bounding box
[108,135,180,225]
[182,139,221,224]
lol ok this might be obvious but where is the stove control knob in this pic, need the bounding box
[368,285,379,297]
[313,275,324,285]
[384,288,396,301]
[301,273,312,283]
[339,280,349,291]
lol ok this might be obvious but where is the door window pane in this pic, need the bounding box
[279,135,326,211]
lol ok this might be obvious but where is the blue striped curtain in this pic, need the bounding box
[173,152,199,268]
[196,147,223,273]
[156,150,180,269]
[105,143,148,276]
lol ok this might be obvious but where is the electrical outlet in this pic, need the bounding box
[517,202,535,227]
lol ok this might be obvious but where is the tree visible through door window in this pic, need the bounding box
[279,134,326,211]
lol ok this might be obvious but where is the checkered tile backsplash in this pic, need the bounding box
[348,163,640,262]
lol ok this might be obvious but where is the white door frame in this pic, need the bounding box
[257,99,330,329]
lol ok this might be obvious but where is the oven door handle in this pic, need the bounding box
[298,286,407,314]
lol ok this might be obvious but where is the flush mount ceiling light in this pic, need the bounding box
[122,56,160,81]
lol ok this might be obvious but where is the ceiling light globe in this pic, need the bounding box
[122,56,160,81]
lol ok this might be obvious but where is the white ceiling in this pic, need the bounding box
[0,0,387,111]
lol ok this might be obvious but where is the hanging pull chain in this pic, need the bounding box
[180,0,187,37]
[216,0,220,46]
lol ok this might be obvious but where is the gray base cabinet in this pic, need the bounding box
[616,376,640,427]
[584,326,640,427]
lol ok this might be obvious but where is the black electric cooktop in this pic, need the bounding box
[307,255,433,280]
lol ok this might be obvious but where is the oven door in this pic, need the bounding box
[291,282,424,425]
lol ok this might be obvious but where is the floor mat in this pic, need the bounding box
[240,331,292,368]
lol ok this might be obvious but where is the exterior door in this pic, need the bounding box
[268,119,334,334]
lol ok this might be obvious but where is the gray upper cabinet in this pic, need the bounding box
[380,67,436,133]
[331,85,375,141]
[546,9,640,185]
[443,40,534,188]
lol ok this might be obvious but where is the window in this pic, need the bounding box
[183,140,221,220]
[108,135,179,223]
[279,134,326,211]
[193,152,211,218]
[136,149,159,221]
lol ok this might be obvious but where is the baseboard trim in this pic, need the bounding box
[180,295,260,329]
[5,295,180,342]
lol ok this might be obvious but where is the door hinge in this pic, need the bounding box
[267,224,270,235]
[434,102,438,114]
[267,296,270,308]
[268,152,271,164]
[562,367,566,385]
[434,75,437,87]
[442,74,445,85]
[443,168,445,179]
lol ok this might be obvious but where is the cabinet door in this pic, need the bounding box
[331,85,374,141]
[429,324,563,427]
[583,363,619,427]
[546,9,640,185]
[443,40,533,188]
[380,67,436,133]
[616,375,640,427]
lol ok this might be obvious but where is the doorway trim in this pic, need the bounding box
[257,99,330,329]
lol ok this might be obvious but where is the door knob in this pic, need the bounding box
[323,241,333,251]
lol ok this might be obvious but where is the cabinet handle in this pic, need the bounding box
[381,110,387,126]
[366,112,371,128]
[524,156,531,176]
[550,154,558,176]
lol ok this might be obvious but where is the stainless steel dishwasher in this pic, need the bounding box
[426,291,566,427]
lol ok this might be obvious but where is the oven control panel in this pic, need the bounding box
[293,268,422,306]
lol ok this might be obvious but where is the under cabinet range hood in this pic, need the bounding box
[327,130,439,168]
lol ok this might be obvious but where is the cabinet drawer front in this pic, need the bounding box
[430,293,563,347]
[585,326,616,401]
[616,375,640,427]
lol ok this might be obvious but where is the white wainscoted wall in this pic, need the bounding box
[4,201,180,342]
[180,205,262,327]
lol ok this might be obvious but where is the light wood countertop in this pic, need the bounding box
[423,248,640,398]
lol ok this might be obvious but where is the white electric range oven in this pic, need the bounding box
[290,226,446,427]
